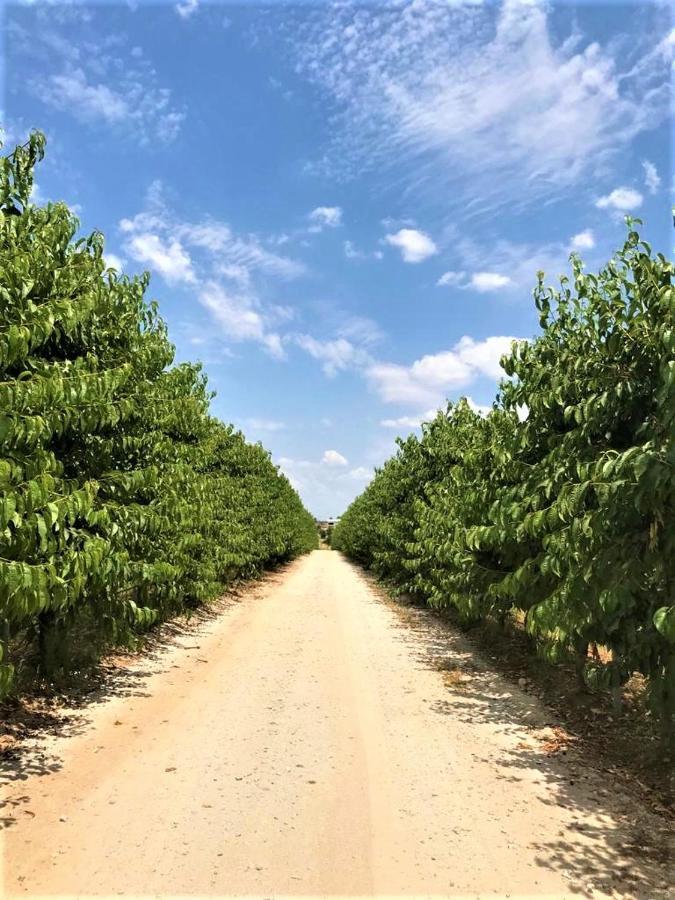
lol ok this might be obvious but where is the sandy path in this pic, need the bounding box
[1,550,669,898]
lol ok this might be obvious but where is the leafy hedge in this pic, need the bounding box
[334,228,674,742]
[0,133,317,690]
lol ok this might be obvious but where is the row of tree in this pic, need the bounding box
[0,133,317,690]
[333,226,674,743]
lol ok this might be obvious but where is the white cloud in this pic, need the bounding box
[348,466,372,481]
[596,187,643,211]
[176,0,199,19]
[42,69,129,124]
[381,399,490,429]
[380,409,437,429]
[455,335,520,379]
[184,221,304,279]
[126,233,195,284]
[124,212,304,280]
[336,315,384,347]
[570,230,595,251]
[322,449,348,467]
[452,235,580,295]
[467,397,492,417]
[437,269,517,293]
[293,0,669,210]
[642,160,661,194]
[367,362,443,408]
[29,32,184,145]
[385,228,438,263]
[309,206,342,230]
[103,253,125,272]
[294,335,369,377]
[29,181,45,204]
[368,335,524,409]
[119,183,305,357]
[469,272,512,292]
[437,270,466,287]
[199,282,284,359]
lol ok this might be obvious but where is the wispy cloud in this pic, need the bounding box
[176,0,199,19]
[448,236,582,295]
[21,11,185,144]
[344,240,383,261]
[642,160,661,195]
[293,335,370,377]
[292,0,669,211]
[200,282,285,359]
[243,418,286,432]
[119,181,304,357]
[308,206,342,231]
[292,312,383,376]
[436,271,465,288]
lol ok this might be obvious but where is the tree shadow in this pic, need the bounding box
[0,571,285,831]
[352,566,674,899]
[0,701,88,830]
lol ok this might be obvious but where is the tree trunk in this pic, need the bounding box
[0,618,9,665]
[660,654,674,757]
[38,610,61,679]
[610,662,623,716]
[574,637,589,692]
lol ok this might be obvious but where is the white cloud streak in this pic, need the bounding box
[293,335,370,377]
[244,418,286,432]
[642,160,661,194]
[22,14,185,145]
[292,0,669,211]
[119,182,304,357]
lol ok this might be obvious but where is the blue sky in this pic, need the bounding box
[3,0,672,517]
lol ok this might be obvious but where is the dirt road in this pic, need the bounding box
[2,550,670,897]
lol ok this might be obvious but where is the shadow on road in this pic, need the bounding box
[352,563,673,900]
[0,567,293,832]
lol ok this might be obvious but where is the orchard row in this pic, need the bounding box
[334,223,674,741]
[0,133,317,689]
